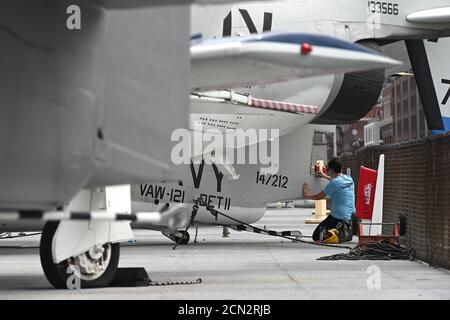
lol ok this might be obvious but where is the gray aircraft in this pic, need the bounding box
[1,0,449,289]
[119,0,450,246]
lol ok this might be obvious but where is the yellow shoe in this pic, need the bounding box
[322,229,340,244]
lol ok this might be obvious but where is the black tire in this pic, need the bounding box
[39,221,120,289]
[177,230,190,245]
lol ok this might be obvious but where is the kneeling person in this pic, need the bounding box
[302,158,355,243]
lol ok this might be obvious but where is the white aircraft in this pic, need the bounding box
[2,0,369,288]
[2,0,449,288]
[122,0,450,243]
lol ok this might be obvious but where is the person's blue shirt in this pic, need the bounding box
[323,174,355,221]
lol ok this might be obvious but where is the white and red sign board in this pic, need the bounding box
[356,166,377,220]
[355,155,385,236]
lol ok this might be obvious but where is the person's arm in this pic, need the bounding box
[302,183,326,200]
[316,167,332,180]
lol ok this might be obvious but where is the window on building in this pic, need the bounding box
[410,78,416,91]
[403,99,409,117]
[411,96,417,115]
[411,114,417,140]
[403,117,409,139]
[419,111,425,138]
[381,124,393,145]
[382,99,391,120]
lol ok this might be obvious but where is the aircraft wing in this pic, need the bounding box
[191,32,402,91]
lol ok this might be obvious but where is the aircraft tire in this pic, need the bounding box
[39,221,120,289]
[176,230,190,245]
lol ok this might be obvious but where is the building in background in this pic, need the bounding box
[336,103,382,153]
[387,73,429,143]
[337,72,430,154]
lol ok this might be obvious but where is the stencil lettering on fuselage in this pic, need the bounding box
[140,184,186,203]
[189,161,231,210]
[222,9,272,37]
[189,160,223,193]
[139,162,231,210]
[442,79,450,106]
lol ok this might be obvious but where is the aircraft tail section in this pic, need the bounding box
[274,124,334,202]
[405,38,447,132]
[231,124,332,206]
[423,37,450,133]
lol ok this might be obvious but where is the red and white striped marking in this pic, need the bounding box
[249,97,318,115]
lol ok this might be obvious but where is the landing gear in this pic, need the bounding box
[176,230,190,244]
[222,226,230,238]
[39,222,120,289]
[163,230,190,244]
